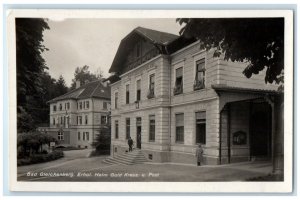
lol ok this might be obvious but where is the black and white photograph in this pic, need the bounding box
[7,9,293,193]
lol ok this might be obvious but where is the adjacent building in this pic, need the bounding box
[108,27,283,168]
[40,80,111,149]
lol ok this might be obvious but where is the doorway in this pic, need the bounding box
[136,117,142,149]
[250,102,272,159]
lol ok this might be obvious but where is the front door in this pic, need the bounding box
[136,117,142,149]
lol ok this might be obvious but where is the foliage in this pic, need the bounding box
[16,18,50,109]
[91,125,111,156]
[177,18,284,84]
[16,18,50,132]
[17,150,64,166]
[17,131,57,157]
[70,65,103,90]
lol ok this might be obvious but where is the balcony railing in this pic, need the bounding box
[173,84,183,95]
[147,88,155,99]
[193,79,205,90]
[126,48,160,71]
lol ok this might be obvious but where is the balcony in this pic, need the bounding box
[193,79,205,91]
[173,84,183,95]
[126,48,160,71]
[147,88,155,99]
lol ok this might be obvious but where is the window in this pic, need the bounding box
[101,115,107,124]
[174,67,183,95]
[79,102,82,109]
[67,102,70,109]
[64,103,66,110]
[58,131,64,140]
[78,132,81,140]
[149,115,155,141]
[85,115,88,125]
[126,84,130,104]
[86,101,89,109]
[53,118,55,125]
[79,116,82,125]
[175,113,184,143]
[115,92,118,109]
[53,105,56,112]
[196,112,206,144]
[83,132,85,140]
[136,79,141,101]
[86,132,89,141]
[115,120,119,139]
[194,59,205,90]
[83,101,86,109]
[103,102,107,109]
[61,116,63,124]
[59,104,62,111]
[126,118,130,139]
[147,74,155,99]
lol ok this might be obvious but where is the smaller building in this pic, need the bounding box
[41,80,111,149]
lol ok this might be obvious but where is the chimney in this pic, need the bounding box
[76,80,81,89]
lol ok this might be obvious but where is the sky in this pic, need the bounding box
[42,18,182,87]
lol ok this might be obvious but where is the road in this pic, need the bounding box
[17,149,275,182]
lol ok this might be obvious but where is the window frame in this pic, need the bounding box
[58,131,64,141]
[114,92,118,109]
[126,84,130,104]
[174,66,183,95]
[195,111,206,144]
[149,115,155,142]
[175,113,184,143]
[115,120,119,139]
[194,58,206,90]
[136,79,141,101]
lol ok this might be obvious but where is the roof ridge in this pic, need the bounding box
[135,26,179,37]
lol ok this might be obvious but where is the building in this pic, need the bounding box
[108,26,283,168]
[40,80,111,149]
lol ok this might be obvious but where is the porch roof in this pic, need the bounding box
[212,84,282,95]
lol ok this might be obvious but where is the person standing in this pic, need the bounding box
[128,137,133,152]
[195,144,203,166]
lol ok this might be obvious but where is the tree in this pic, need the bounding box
[16,18,50,132]
[16,18,50,107]
[17,131,57,157]
[70,65,103,90]
[177,18,284,84]
[56,75,69,95]
[91,125,111,155]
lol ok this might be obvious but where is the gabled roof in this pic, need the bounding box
[48,80,111,103]
[109,26,179,73]
[134,26,179,45]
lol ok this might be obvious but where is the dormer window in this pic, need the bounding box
[174,67,183,95]
[194,58,205,90]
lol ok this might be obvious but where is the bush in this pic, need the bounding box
[17,150,64,166]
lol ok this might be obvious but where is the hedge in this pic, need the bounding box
[17,150,64,166]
